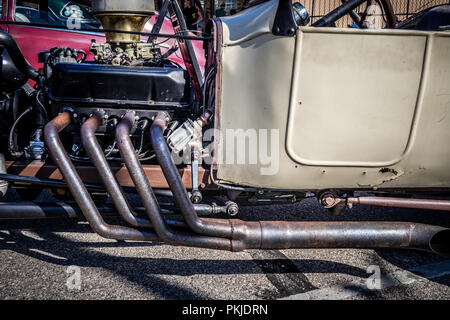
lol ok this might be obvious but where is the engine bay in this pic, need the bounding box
[1,0,206,167]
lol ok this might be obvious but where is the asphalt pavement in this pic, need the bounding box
[0,189,449,300]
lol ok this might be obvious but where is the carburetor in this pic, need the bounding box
[90,0,159,66]
[90,40,159,66]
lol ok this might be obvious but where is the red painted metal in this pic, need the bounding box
[0,0,205,72]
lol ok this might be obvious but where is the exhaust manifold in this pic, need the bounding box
[43,111,450,255]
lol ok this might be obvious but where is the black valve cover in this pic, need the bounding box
[49,63,192,109]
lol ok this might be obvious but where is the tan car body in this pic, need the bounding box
[214,0,450,191]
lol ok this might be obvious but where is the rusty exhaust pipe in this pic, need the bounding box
[42,112,450,255]
[243,221,450,254]
[81,110,153,229]
[44,111,160,241]
[150,111,450,254]
[115,110,232,250]
[151,112,233,238]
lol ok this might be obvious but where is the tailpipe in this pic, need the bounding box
[234,221,450,255]
[428,229,450,255]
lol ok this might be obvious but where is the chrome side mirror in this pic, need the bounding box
[292,2,310,26]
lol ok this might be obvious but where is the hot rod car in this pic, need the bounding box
[0,0,449,254]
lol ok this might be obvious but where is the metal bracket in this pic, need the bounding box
[272,0,298,37]
[190,147,202,204]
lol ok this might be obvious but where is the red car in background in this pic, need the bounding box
[0,0,205,72]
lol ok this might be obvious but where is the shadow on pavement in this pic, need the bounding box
[0,190,449,299]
